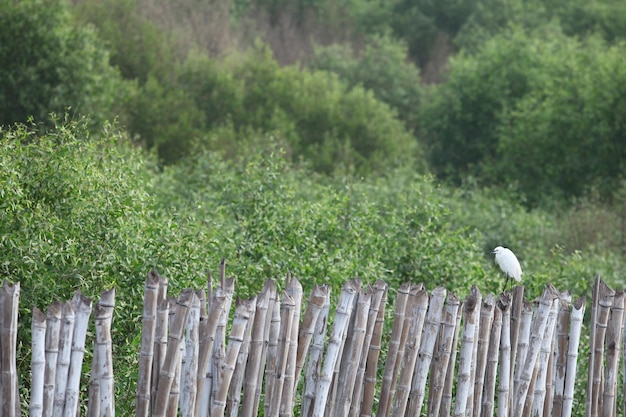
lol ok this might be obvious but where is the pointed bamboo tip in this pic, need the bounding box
[99,287,116,307]
[2,279,20,295]
[432,286,447,298]
[573,295,586,310]
[33,307,47,324]
[147,269,161,284]
[47,301,63,318]
[72,290,93,310]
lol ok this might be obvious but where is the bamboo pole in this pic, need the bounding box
[480,297,502,417]
[136,270,160,417]
[427,293,461,417]
[472,293,495,417]
[531,294,560,417]
[407,286,446,416]
[44,302,63,417]
[153,289,194,417]
[150,276,168,415]
[601,290,624,417]
[349,281,386,417]
[0,280,19,417]
[63,292,92,417]
[302,289,330,417]
[586,275,601,417]
[551,291,572,417]
[591,280,616,417]
[30,308,47,417]
[453,285,481,417]
[268,292,295,417]
[227,294,256,417]
[561,296,586,417]
[497,293,512,417]
[263,294,282,417]
[210,297,255,417]
[377,282,411,417]
[166,299,183,417]
[181,291,201,417]
[279,275,303,417]
[513,299,533,402]
[94,288,116,417]
[51,301,75,417]
[312,280,357,417]
[509,285,525,412]
[511,284,559,417]
[467,286,483,417]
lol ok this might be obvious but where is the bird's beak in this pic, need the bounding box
[491,250,496,254]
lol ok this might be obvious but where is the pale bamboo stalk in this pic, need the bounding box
[467,287,483,417]
[453,285,481,417]
[166,299,183,417]
[471,293,495,417]
[136,270,160,417]
[252,282,278,417]
[241,280,276,417]
[376,282,412,417]
[441,297,463,417]
[195,286,227,417]
[94,289,116,417]
[562,296,586,417]
[497,294,512,417]
[601,290,624,417]
[263,295,282,417]
[180,291,201,417]
[153,289,194,417]
[359,282,387,417]
[513,300,533,399]
[551,291,572,417]
[294,284,329,391]
[406,286,446,416]
[335,290,372,417]
[63,292,93,417]
[0,280,19,417]
[480,298,503,417]
[279,275,303,417]
[31,308,47,417]
[302,291,330,417]
[151,276,169,414]
[226,295,256,417]
[269,293,295,417]
[511,284,559,417]
[586,275,601,417]
[208,273,235,416]
[312,280,358,417]
[427,293,461,417]
[622,304,625,417]
[591,280,616,417]
[531,295,560,417]
[44,302,63,417]
[211,297,256,417]
[350,281,386,417]
[509,285,525,412]
[542,294,564,417]
[52,301,75,417]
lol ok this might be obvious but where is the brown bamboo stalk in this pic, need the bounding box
[511,284,559,417]
[551,291,572,417]
[153,289,194,417]
[181,291,201,417]
[166,299,183,417]
[513,299,533,402]
[562,296,586,417]
[136,270,160,417]
[45,302,62,417]
[467,287,483,417]
[601,290,624,417]
[441,296,463,417]
[586,275,601,417]
[391,286,429,417]
[496,293,512,417]
[480,297,502,417]
[590,280,615,417]
[376,282,411,417]
[30,308,47,417]
[211,297,256,417]
[268,293,295,417]
[335,290,372,417]
[453,285,481,417]
[531,295,560,417]
[472,293,495,417]
[150,275,168,414]
[0,280,19,417]
[279,275,303,417]
[63,292,92,417]
[359,281,387,417]
[263,294,282,417]
[427,293,461,417]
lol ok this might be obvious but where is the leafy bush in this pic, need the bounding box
[0,0,129,128]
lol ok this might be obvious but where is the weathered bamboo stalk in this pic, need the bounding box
[427,293,461,417]
[480,297,502,417]
[551,291,572,417]
[30,308,47,417]
[586,275,601,417]
[497,294,512,417]
[376,282,411,417]
[263,294,282,417]
[227,294,256,417]
[153,289,193,417]
[136,270,160,417]
[63,292,92,417]
[407,286,446,416]
[467,286,483,417]
[268,292,295,417]
[312,280,357,417]
[150,276,168,414]
[601,290,624,417]
[531,295,560,417]
[0,280,19,417]
[45,302,63,417]
[279,275,303,417]
[472,293,494,417]
[513,299,533,403]
[166,299,183,417]
[441,296,463,417]
[562,296,586,417]
[453,285,481,417]
[212,297,256,417]
[302,290,330,417]
[181,291,201,417]
[590,280,615,417]
[511,284,559,417]
[509,285,525,411]
[359,282,387,417]
[94,288,116,417]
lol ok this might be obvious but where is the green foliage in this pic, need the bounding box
[310,35,422,134]
[0,0,129,128]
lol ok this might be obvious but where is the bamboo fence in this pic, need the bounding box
[0,270,623,417]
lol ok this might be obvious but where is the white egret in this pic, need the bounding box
[492,246,522,292]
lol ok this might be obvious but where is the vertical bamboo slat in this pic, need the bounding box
[263,294,282,417]
[562,296,586,417]
[472,293,495,417]
[497,294,512,417]
[95,288,116,417]
[280,276,303,417]
[441,296,463,417]
[601,290,624,417]
[150,276,168,415]
[586,275,601,417]
[590,280,616,417]
[30,308,47,417]
[480,297,502,417]
[552,291,572,417]
[302,290,330,417]
[136,270,160,417]
[268,293,295,417]
[531,295,560,417]
[44,302,63,417]
[181,292,201,417]
[52,302,75,417]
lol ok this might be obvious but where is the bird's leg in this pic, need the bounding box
[501,275,510,293]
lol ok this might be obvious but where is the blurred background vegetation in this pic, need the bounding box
[1,0,625,413]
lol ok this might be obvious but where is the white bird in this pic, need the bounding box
[492,246,522,292]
